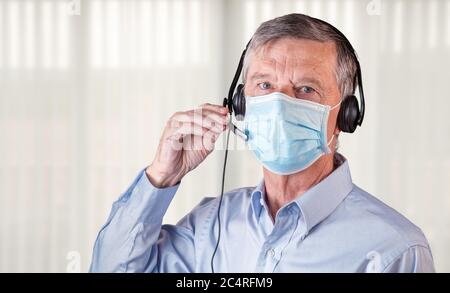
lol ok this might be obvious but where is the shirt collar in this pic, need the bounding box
[251,180,266,219]
[250,153,353,233]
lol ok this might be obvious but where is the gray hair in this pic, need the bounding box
[243,13,358,98]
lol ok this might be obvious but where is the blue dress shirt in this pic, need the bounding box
[90,155,435,273]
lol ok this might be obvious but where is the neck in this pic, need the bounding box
[263,153,336,221]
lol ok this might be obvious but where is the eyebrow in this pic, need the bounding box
[249,73,325,91]
[248,73,275,82]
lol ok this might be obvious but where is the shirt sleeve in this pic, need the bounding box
[382,245,436,273]
[89,169,196,273]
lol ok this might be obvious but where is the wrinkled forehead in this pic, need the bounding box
[245,38,337,81]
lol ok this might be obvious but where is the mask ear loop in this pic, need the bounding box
[327,134,336,147]
[330,99,342,111]
[327,99,342,147]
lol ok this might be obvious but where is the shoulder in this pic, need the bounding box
[330,184,432,268]
[345,184,428,247]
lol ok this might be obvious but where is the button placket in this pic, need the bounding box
[255,204,302,272]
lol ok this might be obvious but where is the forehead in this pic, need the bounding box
[246,38,337,79]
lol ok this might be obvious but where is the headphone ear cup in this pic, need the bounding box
[232,84,246,121]
[337,95,360,133]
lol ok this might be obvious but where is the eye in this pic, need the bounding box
[296,86,320,102]
[299,86,315,94]
[258,82,272,90]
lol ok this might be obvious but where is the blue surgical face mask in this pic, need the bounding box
[244,92,340,175]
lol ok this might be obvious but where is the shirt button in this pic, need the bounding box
[267,248,275,258]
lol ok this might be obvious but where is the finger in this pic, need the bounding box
[195,115,229,135]
[199,103,229,115]
[169,113,228,138]
[195,113,228,133]
[182,131,220,152]
[170,121,227,140]
[203,119,228,134]
[165,122,209,151]
[168,117,225,135]
[170,122,209,137]
[202,128,224,151]
[197,109,228,126]
[168,122,226,152]
[172,110,228,130]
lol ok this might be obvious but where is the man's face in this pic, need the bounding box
[244,37,342,142]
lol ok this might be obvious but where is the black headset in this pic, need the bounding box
[223,26,365,133]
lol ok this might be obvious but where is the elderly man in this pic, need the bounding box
[90,14,434,273]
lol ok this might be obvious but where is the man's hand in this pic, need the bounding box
[146,103,229,188]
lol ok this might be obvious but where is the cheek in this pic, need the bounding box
[327,108,340,136]
[243,84,254,97]
[243,84,249,96]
